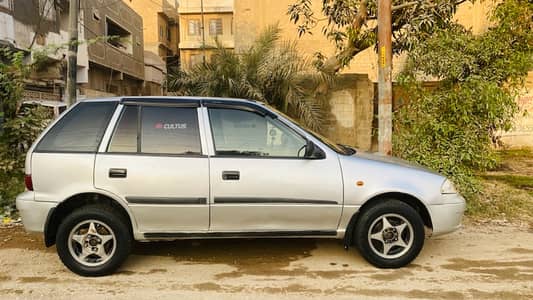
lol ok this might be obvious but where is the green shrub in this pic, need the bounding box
[0,49,52,213]
[393,0,533,200]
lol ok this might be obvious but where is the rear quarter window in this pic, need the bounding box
[35,101,117,152]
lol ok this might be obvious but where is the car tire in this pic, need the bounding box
[354,199,425,268]
[56,205,132,276]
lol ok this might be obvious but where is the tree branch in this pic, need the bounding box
[392,0,469,11]
[318,0,469,74]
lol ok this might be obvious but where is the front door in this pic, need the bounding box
[95,104,209,232]
[205,107,343,233]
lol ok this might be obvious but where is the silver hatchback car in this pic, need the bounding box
[16,97,465,276]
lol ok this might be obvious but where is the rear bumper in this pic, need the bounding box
[429,194,466,236]
[16,192,56,233]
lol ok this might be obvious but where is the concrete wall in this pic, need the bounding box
[323,74,374,151]
[500,72,533,148]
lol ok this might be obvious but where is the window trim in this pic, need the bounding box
[105,104,204,157]
[206,107,323,160]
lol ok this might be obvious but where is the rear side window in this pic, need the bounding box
[108,106,201,155]
[35,102,117,152]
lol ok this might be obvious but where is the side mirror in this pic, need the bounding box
[304,140,325,159]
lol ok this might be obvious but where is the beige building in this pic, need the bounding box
[123,0,179,65]
[178,0,234,69]
[124,0,182,95]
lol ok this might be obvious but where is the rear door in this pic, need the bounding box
[95,102,210,233]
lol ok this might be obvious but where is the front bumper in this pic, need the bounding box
[429,194,466,236]
[16,192,56,233]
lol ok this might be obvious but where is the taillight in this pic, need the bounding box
[24,174,33,191]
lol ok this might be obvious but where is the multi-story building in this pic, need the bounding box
[0,0,146,100]
[82,0,145,97]
[124,0,181,95]
[177,0,234,69]
[0,0,88,102]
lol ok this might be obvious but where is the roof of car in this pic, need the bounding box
[82,96,275,117]
[82,96,258,104]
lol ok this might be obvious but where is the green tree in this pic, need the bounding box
[167,25,331,130]
[0,49,51,212]
[393,0,533,197]
[288,0,468,73]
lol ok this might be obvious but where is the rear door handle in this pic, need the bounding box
[222,171,240,180]
[109,168,127,178]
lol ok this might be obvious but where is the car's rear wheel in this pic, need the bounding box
[354,200,425,268]
[56,205,132,276]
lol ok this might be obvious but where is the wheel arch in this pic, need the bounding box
[44,192,135,247]
[344,192,433,246]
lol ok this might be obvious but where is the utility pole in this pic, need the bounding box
[377,0,392,155]
[200,0,206,63]
[66,0,79,106]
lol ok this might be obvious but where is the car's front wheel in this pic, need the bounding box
[354,200,425,268]
[56,205,132,276]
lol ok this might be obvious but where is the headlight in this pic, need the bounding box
[441,179,457,194]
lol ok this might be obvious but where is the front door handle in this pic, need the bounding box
[109,168,127,178]
[222,171,240,180]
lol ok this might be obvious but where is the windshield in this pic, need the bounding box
[263,104,353,155]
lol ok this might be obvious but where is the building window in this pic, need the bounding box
[106,17,133,54]
[167,26,171,42]
[189,54,203,67]
[209,19,222,36]
[188,19,201,36]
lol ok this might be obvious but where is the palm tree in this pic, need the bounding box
[167,25,332,131]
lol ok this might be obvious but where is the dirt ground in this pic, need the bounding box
[0,223,532,299]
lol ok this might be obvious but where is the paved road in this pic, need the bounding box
[0,223,532,299]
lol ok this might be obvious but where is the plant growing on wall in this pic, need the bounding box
[393,0,533,198]
[167,25,332,130]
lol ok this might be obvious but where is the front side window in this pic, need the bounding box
[36,101,117,152]
[108,106,201,155]
[208,108,307,157]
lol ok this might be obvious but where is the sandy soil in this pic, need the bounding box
[0,223,532,299]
